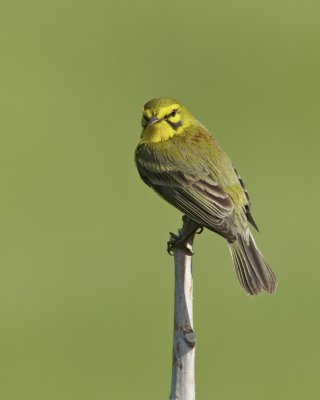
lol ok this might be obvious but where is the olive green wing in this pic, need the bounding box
[136,163,238,242]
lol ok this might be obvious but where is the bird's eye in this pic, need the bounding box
[164,109,178,119]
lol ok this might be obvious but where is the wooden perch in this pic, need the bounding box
[169,216,197,400]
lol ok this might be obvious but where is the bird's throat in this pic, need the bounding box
[141,121,177,143]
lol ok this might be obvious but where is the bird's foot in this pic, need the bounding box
[167,233,194,256]
[167,216,203,256]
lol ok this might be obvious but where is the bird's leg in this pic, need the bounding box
[167,216,203,256]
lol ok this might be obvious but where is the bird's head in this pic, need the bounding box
[140,98,194,143]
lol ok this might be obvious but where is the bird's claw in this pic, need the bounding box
[167,233,179,255]
[167,243,175,256]
[167,234,194,256]
[166,217,202,256]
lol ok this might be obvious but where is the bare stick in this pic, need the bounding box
[169,216,197,400]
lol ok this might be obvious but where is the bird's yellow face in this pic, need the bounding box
[140,98,193,143]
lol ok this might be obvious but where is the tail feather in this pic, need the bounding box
[232,241,263,295]
[229,233,277,295]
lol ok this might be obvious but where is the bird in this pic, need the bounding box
[135,98,277,295]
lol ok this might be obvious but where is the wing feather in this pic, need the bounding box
[137,164,237,241]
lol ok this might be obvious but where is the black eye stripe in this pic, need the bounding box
[142,109,178,128]
[166,120,182,130]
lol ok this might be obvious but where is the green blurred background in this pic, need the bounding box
[0,1,319,399]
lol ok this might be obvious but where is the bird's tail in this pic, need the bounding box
[229,233,277,295]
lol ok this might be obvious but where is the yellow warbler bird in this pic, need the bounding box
[135,98,276,295]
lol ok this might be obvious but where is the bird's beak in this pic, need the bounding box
[147,115,160,127]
